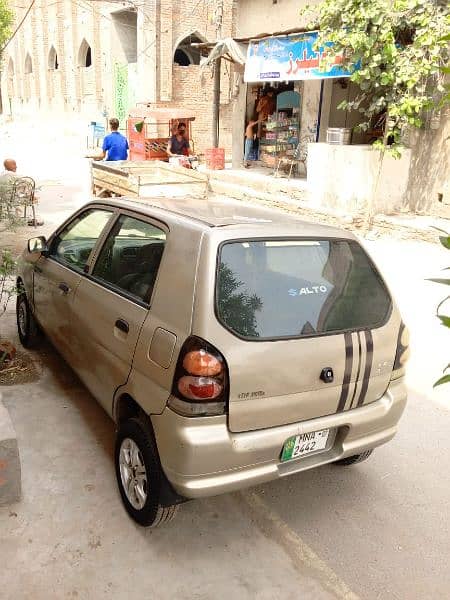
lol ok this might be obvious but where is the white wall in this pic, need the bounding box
[307,143,412,215]
[236,0,318,38]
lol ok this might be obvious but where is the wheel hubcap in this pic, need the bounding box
[18,302,27,336]
[119,438,148,510]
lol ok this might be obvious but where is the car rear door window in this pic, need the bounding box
[92,214,166,304]
[51,208,113,271]
[216,239,392,339]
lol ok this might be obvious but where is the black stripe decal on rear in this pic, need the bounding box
[357,330,374,407]
[337,332,353,412]
[349,331,363,409]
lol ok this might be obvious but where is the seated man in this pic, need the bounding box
[0,158,41,225]
[2,158,18,176]
[0,159,18,207]
[167,123,191,157]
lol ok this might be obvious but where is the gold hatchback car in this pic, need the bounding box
[17,196,409,526]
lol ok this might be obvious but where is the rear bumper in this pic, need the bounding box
[151,377,407,499]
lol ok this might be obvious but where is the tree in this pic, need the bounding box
[0,0,14,114]
[0,0,13,50]
[304,0,449,156]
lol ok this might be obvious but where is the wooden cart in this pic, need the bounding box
[91,160,208,198]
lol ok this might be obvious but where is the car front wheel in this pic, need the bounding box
[16,291,41,348]
[115,418,179,527]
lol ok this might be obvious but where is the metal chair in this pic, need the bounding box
[11,177,37,226]
[274,136,314,180]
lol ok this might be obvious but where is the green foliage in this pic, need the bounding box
[0,0,13,53]
[429,228,450,387]
[0,249,17,321]
[303,0,449,154]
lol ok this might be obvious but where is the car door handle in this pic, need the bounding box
[58,282,70,294]
[115,319,129,334]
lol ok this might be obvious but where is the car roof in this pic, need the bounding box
[94,195,352,238]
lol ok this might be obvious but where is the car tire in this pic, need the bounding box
[16,291,41,349]
[115,418,179,527]
[335,449,373,466]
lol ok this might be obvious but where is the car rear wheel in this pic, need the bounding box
[115,418,179,527]
[16,292,41,348]
[335,449,373,466]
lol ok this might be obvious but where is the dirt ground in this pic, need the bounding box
[0,348,42,386]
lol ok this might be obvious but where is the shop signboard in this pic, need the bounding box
[244,31,352,83]
[91,121,106,140]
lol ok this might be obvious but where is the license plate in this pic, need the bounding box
[281,429,330,462]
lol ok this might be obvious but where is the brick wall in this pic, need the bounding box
[149,65,233,156]
[155,0,235,155]
[2,0,234,156]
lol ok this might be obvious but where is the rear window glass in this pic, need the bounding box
[216,239,392,339]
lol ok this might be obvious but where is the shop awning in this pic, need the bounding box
[199,37,248,67]
[244,31,351,83]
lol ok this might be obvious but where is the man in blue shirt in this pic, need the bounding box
[101,118,129,161]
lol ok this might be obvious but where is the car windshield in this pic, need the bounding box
[216,239,392,339]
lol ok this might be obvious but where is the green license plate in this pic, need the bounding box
[281,429,330,462]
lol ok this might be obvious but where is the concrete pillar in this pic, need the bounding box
[231,80,247,167]
[56,0,67,104]
[137,0,159,103]
[92,3,103,111]
[299,79,322,141]
[159,0,172,101]
[31,3,41,105]
[42,0,51,107]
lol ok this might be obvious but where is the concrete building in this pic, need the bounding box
[226,0,449,217]
[1,0,236,154]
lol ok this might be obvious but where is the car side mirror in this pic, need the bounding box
[27,236,48,255]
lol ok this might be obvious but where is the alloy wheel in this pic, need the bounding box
[18,300,27,337]
[119,437,148,510]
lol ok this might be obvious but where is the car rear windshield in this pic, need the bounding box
[216,239,392,340]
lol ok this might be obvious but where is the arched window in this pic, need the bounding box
[173,32,206,66]
[174,49,191,66]
[24,53,33,74]
[48,46,58,70]
[78,39,92,67]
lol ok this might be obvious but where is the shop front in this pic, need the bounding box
[230,30,413,215]
[238,31,351,172]
[246,84,301,169]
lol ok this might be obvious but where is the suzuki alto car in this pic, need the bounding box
[16,196,409,526]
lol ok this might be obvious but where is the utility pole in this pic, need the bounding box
[212,0,223,148]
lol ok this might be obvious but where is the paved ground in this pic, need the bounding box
[1,308,449,600]
[0,320,334,600]
[1,119,449,599]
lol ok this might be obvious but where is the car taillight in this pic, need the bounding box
[169,336,228,417]
[182,350,222,377]
[391,322,410,380]
[177,376,223,400]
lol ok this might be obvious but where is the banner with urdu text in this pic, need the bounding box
[244,31,351,83]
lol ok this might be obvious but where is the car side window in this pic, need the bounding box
[92,214,166,304]
[51,209,113,272]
